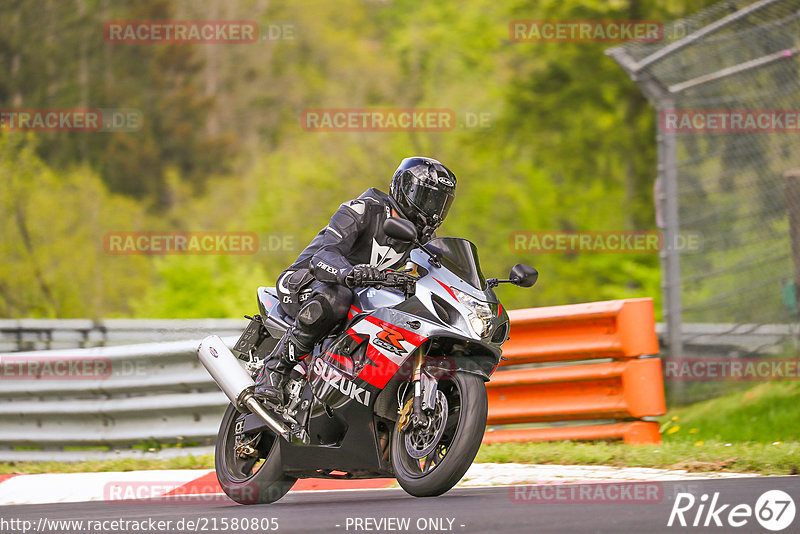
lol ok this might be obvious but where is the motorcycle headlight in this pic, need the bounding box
[452,288,493,338]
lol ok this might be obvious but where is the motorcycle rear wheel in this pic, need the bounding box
[391,371,488,497]
[215,403,296,504]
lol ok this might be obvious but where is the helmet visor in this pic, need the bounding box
[401,179,454,227]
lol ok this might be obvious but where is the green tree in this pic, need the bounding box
[0,134,153,317]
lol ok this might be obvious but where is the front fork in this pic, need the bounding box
[400,344,438,432]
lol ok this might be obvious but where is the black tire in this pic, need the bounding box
[391,372,487,497]
[215,404,296,504]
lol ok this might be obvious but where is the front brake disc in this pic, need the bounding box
[404,390,448,459]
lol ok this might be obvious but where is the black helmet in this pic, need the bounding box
[389,157,456,235]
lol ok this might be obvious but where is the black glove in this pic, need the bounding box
[346,264,384,288]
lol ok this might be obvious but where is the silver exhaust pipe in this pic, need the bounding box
[197,335,290,438]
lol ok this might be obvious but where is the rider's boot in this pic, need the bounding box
[254,326,313,405]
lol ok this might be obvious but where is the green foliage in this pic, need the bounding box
[476,440,799,475]
[0,135,153,318]
[0,0,233,205]
[0,455,216,475]
[131,255,268,318]
[3,439,797,475]
[661,381,800,444]
[0,0,723,318]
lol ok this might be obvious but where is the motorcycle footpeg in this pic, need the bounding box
[289,427,311,445]
[279,411,298,426]
[253,395,281,411]
[255,398,298,425]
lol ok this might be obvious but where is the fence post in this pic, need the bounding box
[657,98,684,404]
[784,169,800,314]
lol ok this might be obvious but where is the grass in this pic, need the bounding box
[3,441,796,476]
[0,455,214,475]
[660,381,800,444]
[474,380,800,475]
[475,440,799,476]
[2,381,799,476]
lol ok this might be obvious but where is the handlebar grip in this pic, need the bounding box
[349,270,415,290]
[383,271,415,288]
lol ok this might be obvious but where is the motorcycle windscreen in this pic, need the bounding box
[425,237,487,290]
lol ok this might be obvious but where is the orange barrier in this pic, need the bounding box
[485,298,665,445]
[503,298,658,364]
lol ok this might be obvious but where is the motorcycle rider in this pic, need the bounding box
[254,157,457,404]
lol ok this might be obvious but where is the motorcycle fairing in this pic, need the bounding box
[250,236,511,477]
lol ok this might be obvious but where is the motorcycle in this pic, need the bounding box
[197,217,537,504]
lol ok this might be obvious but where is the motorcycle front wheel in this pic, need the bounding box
[390,371,488,497]
[215,403,296,504]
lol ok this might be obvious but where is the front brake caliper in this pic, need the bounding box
[397,397,414,433]
[234,416,261,459]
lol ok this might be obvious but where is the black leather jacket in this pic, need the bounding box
[288,188,416,285]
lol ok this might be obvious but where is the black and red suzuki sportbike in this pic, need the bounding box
[198,217,537,504]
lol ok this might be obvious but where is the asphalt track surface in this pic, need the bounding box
[3,476,799,534]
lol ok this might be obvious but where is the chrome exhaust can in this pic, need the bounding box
[197,335,255,407]
[197,335,291,438]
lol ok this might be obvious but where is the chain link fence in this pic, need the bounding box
[608,0,800,402]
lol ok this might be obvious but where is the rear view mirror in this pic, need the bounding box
[509,264,538,287]
[383,217,417,243]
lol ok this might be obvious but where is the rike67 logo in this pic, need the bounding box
[668,489,795,531]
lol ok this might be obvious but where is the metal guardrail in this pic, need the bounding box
[0,338,236,461]
[655,322,799,356]
[4,319,794,355]
[0,319,248,352]
[0,316,791,461]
